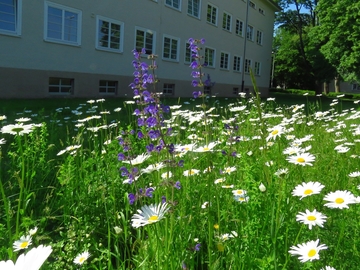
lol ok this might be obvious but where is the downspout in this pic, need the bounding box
[241,0,250,92]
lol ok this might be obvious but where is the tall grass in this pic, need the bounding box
[1,89,360,269]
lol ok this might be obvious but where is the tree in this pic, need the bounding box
[273,0,336,91]
[316,0,360,82]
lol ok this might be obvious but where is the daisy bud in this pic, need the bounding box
[259,183,266,192]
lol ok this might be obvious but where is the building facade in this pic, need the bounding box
[0,0,280,99]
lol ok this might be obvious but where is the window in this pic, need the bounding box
[249,1,256,9]
[44,2,82,45]
[163,83,175,95]
[99,80,117,94]
[220,52,229,70]
[187,0,200,18]
[352,84,360,91]
[163,35,179,61]
[244,59,252,73]
[259,8,265,15]
[49,77,73,94]
[256,30,263,45]
[135,27,156,55]
[233,55,241,72]
[235,19,243,37]
[206,3,217,25]
[222,11,231,32]
[0,0,22,35]
[254,61,261,75]
[233,87,239,95]
[204,86,211,95]
[165,0,181,10]
[247,25,254,41]
[96,16,124,52]
[204,47,215,67]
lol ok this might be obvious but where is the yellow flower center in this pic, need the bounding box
[297,157,305,163]
[308,249,317,257]
[271,130,279,135]
[238,197,245,201]
[79,257,86,263]
[214,224,219,230]
[335,198,344,204]
[304,189,313,195]
[307,215,316,221]
[148,215,159,222]
[236,190,243,195]
[203,147,209,151]
[20,241,29,249]
[12,127,25,133]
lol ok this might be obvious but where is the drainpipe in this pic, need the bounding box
[241,0,250,92]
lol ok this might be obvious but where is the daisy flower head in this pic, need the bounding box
[131,203,170,228]
[123,153,151,165]
[286,152,315,166]
[296,209,327,230]
[193,142,218,152]
[320,266,336,270]
[266,125,284,141]
[214,178,226,184]
[234,195,249,203]
[349,171,360,178]
[13,235,32,251]
[292,181,325,200]
[74,251,90,265]
[323,190,356,209]
[232,189,247,196]
[1,123,34,135]
[274,168,289,177]
[289,239,327,263]
[222,166,236,174]
[183,169,200,176]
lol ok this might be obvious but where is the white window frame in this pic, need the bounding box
[206,3,217,26]
[162,34,180,62]
[0,0,22,36]
[135,26,156,55]
[249,1,256,9]
[244,59,252,74]
[48,77,74,95]
[256,30,263,45]
[235,19,243,37]
[254,61,261,76]
[204,47,215,68]
[165,0,181,11]
[259,7,265,15]
[163,83,175,95]
[187,0,201,18]
[95,15,124,53]
[44,1,82,46]
[247,25,254,41]
[99,80,117,95]
[233,55,242,72]
[220,51,230,70]
[222,11,232,32]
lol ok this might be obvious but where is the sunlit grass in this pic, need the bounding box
[0,93,360,269]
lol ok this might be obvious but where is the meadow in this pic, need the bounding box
[1,43,360,270]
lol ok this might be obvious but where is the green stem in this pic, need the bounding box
[15,134,26,238]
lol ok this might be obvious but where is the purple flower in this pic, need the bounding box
[141,48,146,54]
[137,131,144,139]
[200,38,205,44]
[118,153,125,161]
[161,196,167,204]
[178,160,184,167]
[120,166,129,176]
[194,243,201,251]
[146,143,154,152]
[138,118,145,127]
[193,91,202,99]
[146,117,158,127]
[145,187,154,198]
[174,181,181,190]
[192,80,199,87]
[190,61,198,69]
[128,193,136,205]
[191,71,201,78]
[148,130,160,139]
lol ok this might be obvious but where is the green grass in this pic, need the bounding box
[1,93,360,269]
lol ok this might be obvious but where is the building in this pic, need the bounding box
[0,0,280,99]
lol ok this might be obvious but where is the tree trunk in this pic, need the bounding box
[334,76,341,93]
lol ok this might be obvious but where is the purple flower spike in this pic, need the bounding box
[128,193,136,205]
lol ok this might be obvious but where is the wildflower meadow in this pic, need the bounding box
[1,39,360,269]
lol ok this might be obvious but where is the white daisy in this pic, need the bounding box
[13,235,32,252]
[131,203,170,228]
[0,245,52,269]
[292,181,325,200]
[74,251,90,265]
[296,209,327,230]
[161,171,173,179]
[320,266,336,270]
[323,190,356,209]
[289,239,328,263]
[1,123,34,135]
[234,195,249,203]
[232,189,247,196]
[193,142,218,152]
[349,171,360,178]
[123,153,151,165]
[266,125,284,141]
[286,152,315,166]
[183,169,200,176]
[214,178,226,184]
[274,168,289,177]
[223,166,236,174]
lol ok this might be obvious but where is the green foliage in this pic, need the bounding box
[316,0,360,82]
